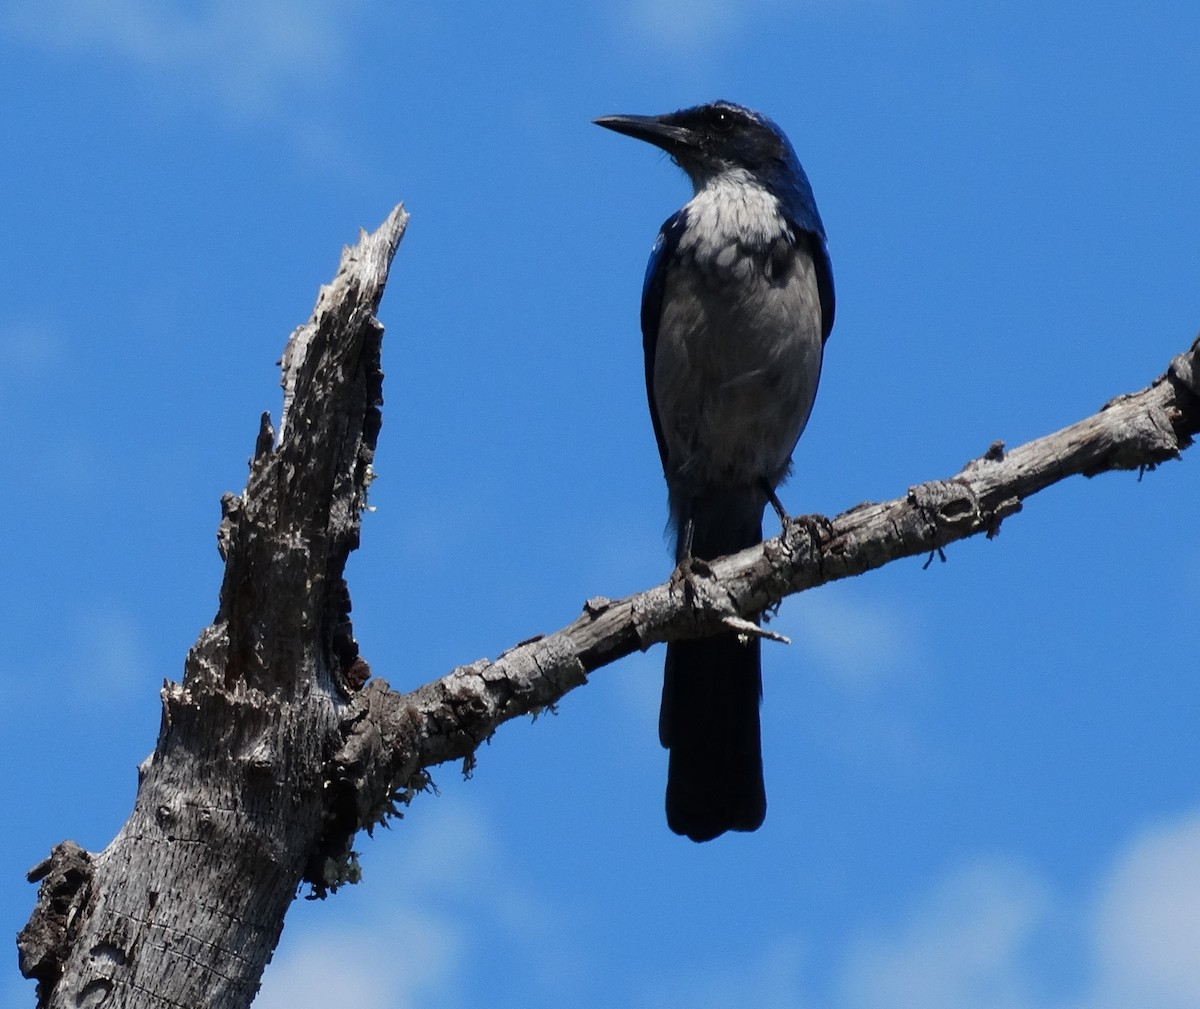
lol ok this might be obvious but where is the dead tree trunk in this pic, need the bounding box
[17,204,1200,1008]
[17,207,408,1009]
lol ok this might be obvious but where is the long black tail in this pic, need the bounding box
[659,491,766,842]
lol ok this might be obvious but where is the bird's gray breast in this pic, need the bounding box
[653,179,824,495]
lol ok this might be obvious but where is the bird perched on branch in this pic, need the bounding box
[595,100,834,842]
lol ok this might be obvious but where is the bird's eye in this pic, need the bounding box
[710,108,733,132]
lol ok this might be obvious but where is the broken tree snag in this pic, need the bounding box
[18,205,409,1009]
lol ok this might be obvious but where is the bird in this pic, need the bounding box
[594,100,834,842]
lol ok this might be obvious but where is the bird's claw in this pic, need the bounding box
[670,554,714,608]
[781,511,832,545]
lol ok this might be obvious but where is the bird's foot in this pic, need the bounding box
[759,482,831,546]
[772,510,830,578]
[669,553,790,646]
[786,512,833,543]
[757,478,832,544]
[670,553,714,610]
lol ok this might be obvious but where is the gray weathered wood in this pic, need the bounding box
[19,205,409,1009]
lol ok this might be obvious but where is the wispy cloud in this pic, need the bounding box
[1088,813,1200,1009]
[254,799,1200,1009]
[782,585,922,689]
[839,811,1200,1009]
[254,920,459,1009]
[3,0,358,123]
[840,857,1049,1009]
[620,809,1200,1009]
[386,801,576,982]
[258,799,574,1007]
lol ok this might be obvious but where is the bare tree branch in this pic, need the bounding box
[18,197,1199,1007]
[324,334,1200,858]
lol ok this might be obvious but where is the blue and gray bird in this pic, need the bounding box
[595,100,834,842]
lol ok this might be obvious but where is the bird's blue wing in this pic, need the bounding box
[810,233,835,343]
[776,164,836,344]
[640,210,689,469]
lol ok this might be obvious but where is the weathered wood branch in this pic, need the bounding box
[323,334,1200,858]
[18,195,1199,1007]
[19,205,409,1009]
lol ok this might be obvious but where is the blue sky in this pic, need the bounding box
[3,2,1200,1007]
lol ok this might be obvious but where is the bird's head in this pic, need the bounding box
[594,100,803,192]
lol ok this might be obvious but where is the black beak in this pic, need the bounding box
[594,114,695,158]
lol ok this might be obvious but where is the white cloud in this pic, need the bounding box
[839,858,1048,1009]
[625,858,1052,1009]
[258,803,1200,1009]
[259,799,575,1008]
[255,919,459,1009]
[1086,813,1200,1009]
[386,801,574,979]
[3,0,357,122]
[783,585,921,689]
[254,804,484,1009]
[832,811,1200,1009]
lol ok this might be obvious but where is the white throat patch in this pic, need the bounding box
[678,168,788,256]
